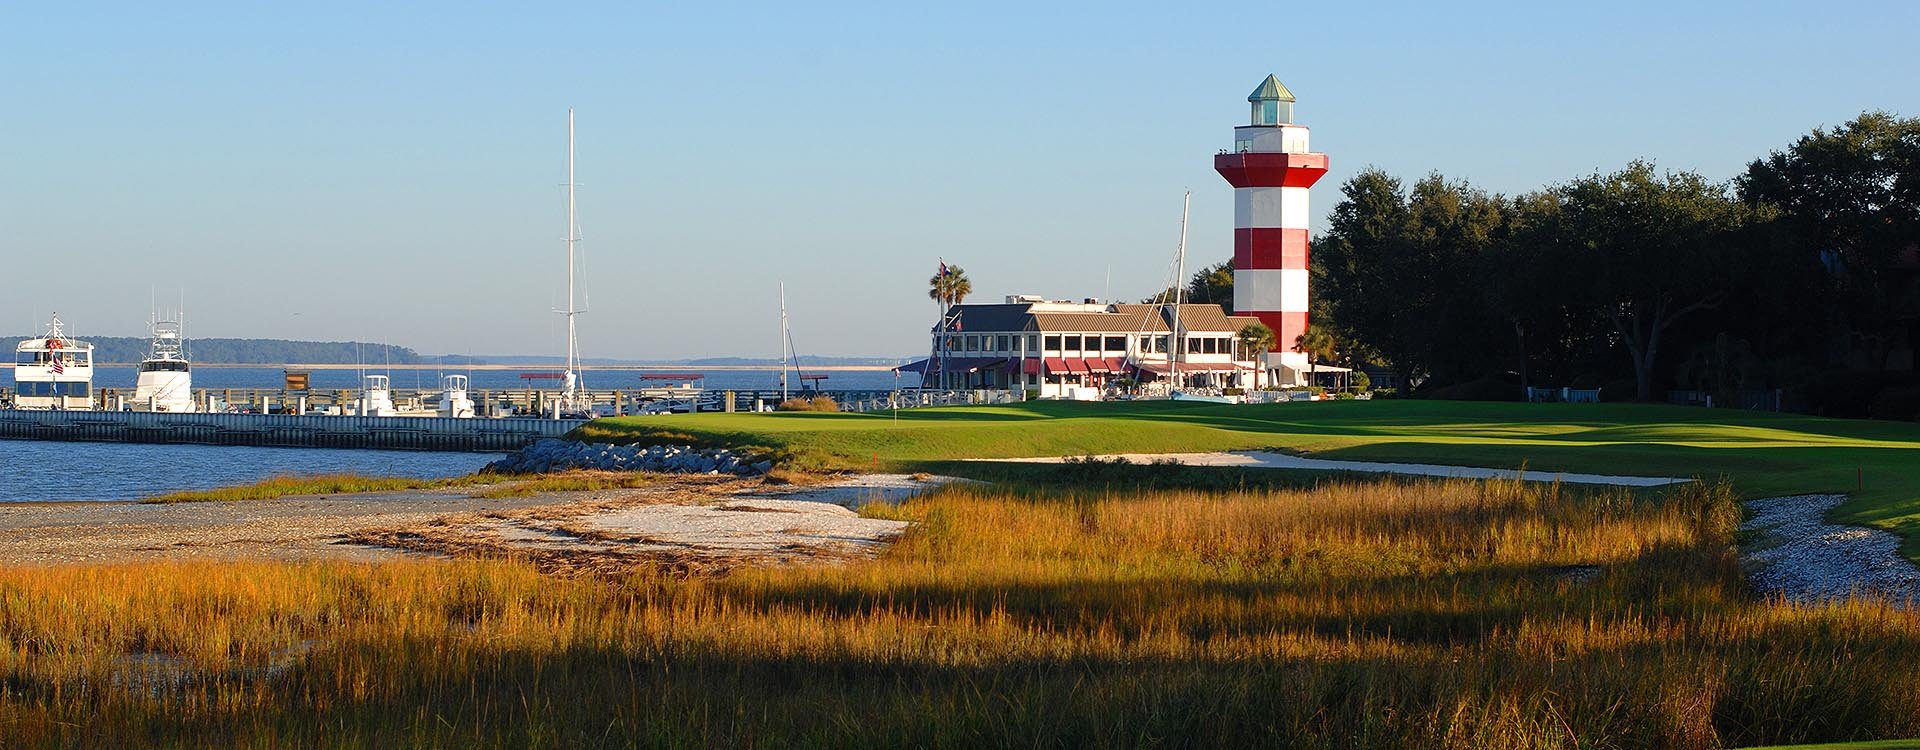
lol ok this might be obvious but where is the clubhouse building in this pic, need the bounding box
[899,296,1287,399]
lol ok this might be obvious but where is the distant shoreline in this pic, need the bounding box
[90,362,899,372]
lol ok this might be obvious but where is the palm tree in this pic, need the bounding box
[1236,322,1275,390]
[1293,324,1336,392]
[927,265,972,309]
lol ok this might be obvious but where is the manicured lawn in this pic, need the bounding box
[578,400,1920,559]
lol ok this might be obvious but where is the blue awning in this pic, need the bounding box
[895,357,1008,375]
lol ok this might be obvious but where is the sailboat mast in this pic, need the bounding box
[565,108,580,395]
[780,282,790,402]
[1171,191,1190,393]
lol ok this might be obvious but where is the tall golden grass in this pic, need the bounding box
[0,477,1913,747]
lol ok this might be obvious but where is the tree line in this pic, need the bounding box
[3,337,424,365]
[1174,112,1920,418]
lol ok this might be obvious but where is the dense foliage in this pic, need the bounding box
[1185,111,1920,417]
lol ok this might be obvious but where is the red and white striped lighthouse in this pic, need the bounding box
[1214,75,1329,383]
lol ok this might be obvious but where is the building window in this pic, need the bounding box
[1063,335,1082,352]
[1104,336,1125,352]
[1027,335,1038,352]
[996,335,1009,351]
[1044,335,1061,352]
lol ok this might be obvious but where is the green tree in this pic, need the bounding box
[1316,170,1508,389]
[1236,322,1276,389]
[1551,162,1748,401]
[928,265,973,309]
[1739,112,1920,370]
[1143,261,1236,310]
[1293,324,1337,388]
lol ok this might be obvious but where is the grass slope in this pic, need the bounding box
[578,400,1920,559]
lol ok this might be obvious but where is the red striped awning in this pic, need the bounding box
[1083,358,1110,374]
[1065,358,1090,374]
[1044,357,1071,375]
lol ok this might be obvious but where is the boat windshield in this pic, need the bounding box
[140,361,190,373]
[15,351,90,368]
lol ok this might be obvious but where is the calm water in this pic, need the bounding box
[0,366,908,393]
[0,441,499,503]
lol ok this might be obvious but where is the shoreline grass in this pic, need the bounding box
[4,476,1915,746]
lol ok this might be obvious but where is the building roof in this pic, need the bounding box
[1248,74,1295,103]
[943,302,1251,334]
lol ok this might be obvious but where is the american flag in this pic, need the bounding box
[938,259,949,277]
[50,354,64,375]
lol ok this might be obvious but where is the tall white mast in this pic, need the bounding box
[1171,190,1190,395]
[779,282,791,402]
[562,107,583,409]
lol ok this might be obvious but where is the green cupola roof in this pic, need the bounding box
[1247,74,1295,103]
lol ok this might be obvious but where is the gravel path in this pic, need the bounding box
[1742,494,1920,607]
[989,451,1690,487]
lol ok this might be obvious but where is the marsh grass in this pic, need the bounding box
[141,473,486,503]
[9,477,1918,747]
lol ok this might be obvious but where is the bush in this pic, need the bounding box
[1568,373,1608,390]
[775,397,840,412]
[1422,377,1520,402]
[1351,371,1371,393]
[1599,378,1641,402]
[1223,387,1245,396]
[1811,370,1914,418]
[1372,387,1398,399]
[1335,391,1356,400]
[1867,385,1920,421]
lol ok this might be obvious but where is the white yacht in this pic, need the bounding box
[437,374,476,418]
[12,314,95,410]
[131,313,194,412]
[358,374,397,417]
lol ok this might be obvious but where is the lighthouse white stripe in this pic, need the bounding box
[1233,187,1312,229]
[1232,269,1285,313]
[1280,268,1309,312]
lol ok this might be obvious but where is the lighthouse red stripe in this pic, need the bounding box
[1214,152,1330,189]
[1247,311,1309,349]
[1233,228,1309,269]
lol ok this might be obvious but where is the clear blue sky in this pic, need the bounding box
[3,2,1914,359]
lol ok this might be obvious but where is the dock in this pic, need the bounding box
[0,409,583,452]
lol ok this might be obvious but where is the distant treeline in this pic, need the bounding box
[3,337,422,365]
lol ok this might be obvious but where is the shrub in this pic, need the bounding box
[808,396,840,412]
[1372,387,1398,399]
[1599,378,1641,402]
[1569,372,1608,390]
[1423,377,1520,402]
[1351,370,1371,392]
[1867,385,1920,421]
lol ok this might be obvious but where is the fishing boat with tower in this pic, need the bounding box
[131,310,195,412]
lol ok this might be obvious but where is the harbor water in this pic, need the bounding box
[0,366,906,393]
[0,440,499,502]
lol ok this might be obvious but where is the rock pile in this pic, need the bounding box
[486,439,773,476]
